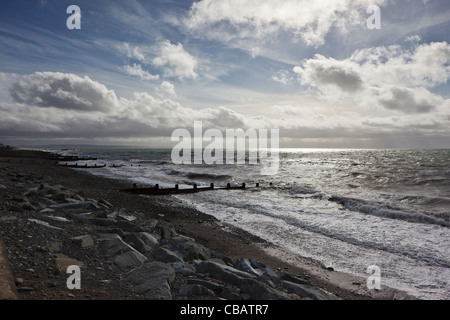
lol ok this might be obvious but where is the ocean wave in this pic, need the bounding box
[164,169,233,181]
[328,196,450,228]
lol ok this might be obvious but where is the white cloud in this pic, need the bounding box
[293,42,450,114]
[120,43,146,62]
[156,81,176,97]
[184,0,387,47]
[271,69,295,85]
[294,55,364,93]
[121,63,159,81]
[152,40,198,80]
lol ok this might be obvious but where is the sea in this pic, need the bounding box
[52,147,449,300]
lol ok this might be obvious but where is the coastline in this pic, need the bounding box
[0,146,415,300]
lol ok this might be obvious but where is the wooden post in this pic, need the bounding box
[227,183,231,189]
[193,184,197,190]
[210,183,214,189]
[175,184,179,190]
[155,184,159,189]
[242,183,246,188]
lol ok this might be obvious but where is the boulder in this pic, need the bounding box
[113,251,148,268]
[135,232,159,249]
[235,258,264,277]
[126,262,176,300]
[179,284,215,298]
[165,236,211,261]
[239,278,291,300]
[168,262,196,276]
[280,280,338,300]
[126,261,175,285]
[96,234,139,258]
[117,220,144,232]
[139,278,172,300]
[152,247,184,263]
[154,224,177,242]
[123,233,153,253]
[186,279,224,291]
[194,260,256,287]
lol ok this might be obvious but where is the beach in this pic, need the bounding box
[0,146,415,300]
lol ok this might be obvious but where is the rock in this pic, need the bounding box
[154,224,177,242]
[21,202,38,211]
[28,219,63,231]
[165,236,211,261]
[235,258,264,277]
[52,253,84,274]
[152,247,183,263]
[126,261,175,285]
[113,251,148,268]
[135,232,159,249]
[276,271,311,286]
[44,215,72,224]
[97,227,125,238]
[240,278,291,300]
[194,260,257,287]
[168,262,196,276]
[186,279,224,291]
[49,201,98,210]
[51,191,68,201]
[98,199,113,208]
[87,217,117,227]
[123,233,153,253]
[220,287,242,300]
[117,213,136,222]
[179,284,216,298]
[47,240,63,253]
[126,262,175,300]
[116,220,144,232]
[23,187,38,196]
[139,278,172,300]
[96,234,140,258]
[280,280,338,300]
[40,208,55,214]
[0,216,19,223]
[11,194,29,202]
[37,183,60,196]
[71,235,94,248]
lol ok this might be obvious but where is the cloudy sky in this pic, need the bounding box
[0,0,449,148]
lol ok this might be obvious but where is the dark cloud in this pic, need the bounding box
[10,72,118,112]
[308,64,364,92]
[379,87,435,114]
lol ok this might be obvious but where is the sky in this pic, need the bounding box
[0,0,449,148]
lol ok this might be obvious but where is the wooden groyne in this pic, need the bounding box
[56,163,106,168]
[121,182,261,196]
